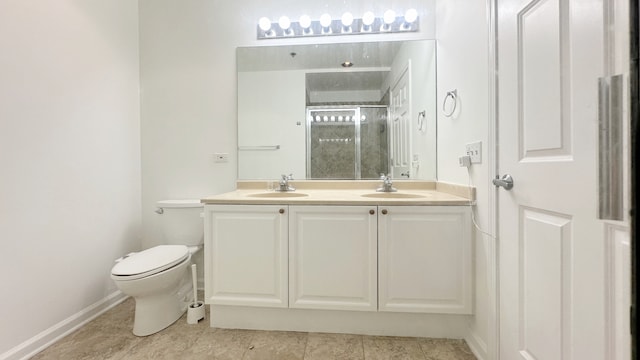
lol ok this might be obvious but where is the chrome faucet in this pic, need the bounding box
[377,173,397,192]
[277,174,296,192]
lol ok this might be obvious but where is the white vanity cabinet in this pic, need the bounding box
[288,205,378,311]
[204,204,288,308]
[204,202,472,315]
[378,206,473,314]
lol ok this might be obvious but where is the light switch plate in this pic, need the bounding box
[465,141,482,164]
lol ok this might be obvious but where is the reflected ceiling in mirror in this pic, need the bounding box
[237,40,437,181]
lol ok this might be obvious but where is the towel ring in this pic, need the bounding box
[443,89,458,117]
[417,110,426,132]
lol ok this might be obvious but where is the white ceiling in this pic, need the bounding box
[237,41,409,93]
[306,71,389,92]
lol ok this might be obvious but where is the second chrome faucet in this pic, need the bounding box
[377,174,397,193]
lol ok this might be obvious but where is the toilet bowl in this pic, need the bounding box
[111,200,204,336]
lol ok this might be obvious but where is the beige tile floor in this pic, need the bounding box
[32,297,477,360]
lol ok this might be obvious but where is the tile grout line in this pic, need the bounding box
[301,332,309,359]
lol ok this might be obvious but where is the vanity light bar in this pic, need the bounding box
[257,10,419,39]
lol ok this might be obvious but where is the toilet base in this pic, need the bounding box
[131,275,193,336]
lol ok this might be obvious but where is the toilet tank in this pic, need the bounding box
[156,200,204,246]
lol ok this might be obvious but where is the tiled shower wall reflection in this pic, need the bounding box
[360,107,389,178]
[308,106,388,179]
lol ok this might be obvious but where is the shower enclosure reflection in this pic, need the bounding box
[307,106,388,179]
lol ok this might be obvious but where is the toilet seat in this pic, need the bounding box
[111,245,189,280]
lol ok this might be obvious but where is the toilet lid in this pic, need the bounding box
[111,245,189,279]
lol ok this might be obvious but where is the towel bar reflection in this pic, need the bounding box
[417,110,426,132]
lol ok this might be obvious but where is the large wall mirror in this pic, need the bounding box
[237,40,437,180]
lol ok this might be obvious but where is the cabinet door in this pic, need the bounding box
[289,205,377,311]
[205,204,288,308]
[378,206,472,314]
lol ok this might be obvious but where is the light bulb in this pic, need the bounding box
[299,15,312,35]
[320,13,332,34]
[278,16,291,30]
[404,8,418,23]
[362,11,375,26]
[381,10,396,31]
[278,16,293,35]
[299,15,311,29]
[383,10,396,25]
[258,17,272,32]
[341,12,354,27]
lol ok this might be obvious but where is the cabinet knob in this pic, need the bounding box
[381,209,388,215]
[279,208,285,214]
[369,209,375,215]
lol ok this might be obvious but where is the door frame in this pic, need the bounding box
[487,0,500,359]
[628,0,638,357]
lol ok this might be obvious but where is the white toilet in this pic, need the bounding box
[111,199,204,336]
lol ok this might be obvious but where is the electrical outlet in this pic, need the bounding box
[214,153,229,163]
[465,141,482,164]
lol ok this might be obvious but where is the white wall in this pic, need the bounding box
[435,1,493,359]
[139,0,436,249]
[0,0,141,357]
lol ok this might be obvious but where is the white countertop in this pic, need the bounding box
[201,181,474,206]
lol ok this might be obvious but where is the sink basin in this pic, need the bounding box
[361,192,428,199]
[248,192,309,198]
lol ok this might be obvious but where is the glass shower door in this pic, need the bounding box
[359,106,389,179]
[306,107,358,179]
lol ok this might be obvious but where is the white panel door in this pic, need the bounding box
[390,63,411,178]
[497,0,606,359]
[289,205,377,311]
[378,206,472,314]
[204,204,288,308]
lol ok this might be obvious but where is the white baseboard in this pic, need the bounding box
[0,291,128,360]
[465,330,488,360]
